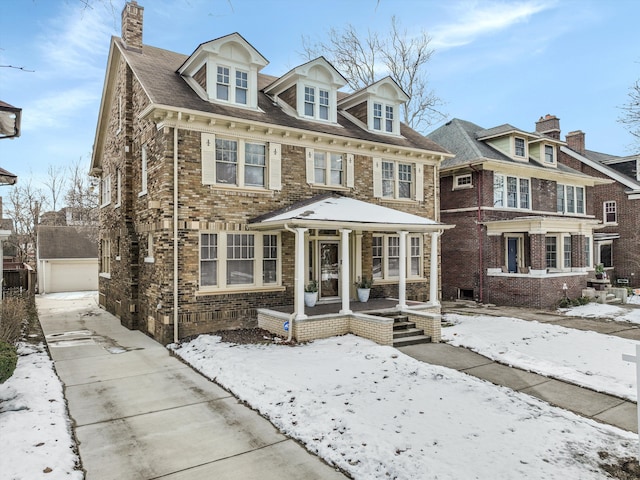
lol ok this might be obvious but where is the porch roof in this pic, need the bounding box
[249,194,454,232]
[483,215,603,236]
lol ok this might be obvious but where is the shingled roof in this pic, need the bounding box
[37,226,98,259]
[115,38,449,154]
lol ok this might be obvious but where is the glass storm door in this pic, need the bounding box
[320,242,339,298]
[507,237,518,273]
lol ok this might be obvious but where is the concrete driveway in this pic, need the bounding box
[37,293,346,480]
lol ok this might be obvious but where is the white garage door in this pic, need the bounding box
[47,260,98,293]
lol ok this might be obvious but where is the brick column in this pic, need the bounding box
[529,234,546,271]
[571,234,586,268]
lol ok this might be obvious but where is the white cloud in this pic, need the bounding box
[431,0,556,49]
[22,86,100,131]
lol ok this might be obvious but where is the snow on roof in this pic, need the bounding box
[251,195,447,231]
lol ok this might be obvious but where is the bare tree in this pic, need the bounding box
[302,17,445,132]
[64,158,99,229]
[43,165,67,218]
[5,180,45,265]
[619,79,640,145]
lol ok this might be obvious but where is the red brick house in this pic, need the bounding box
[427,117,609,308]
[559,126,640,286]
[90,1,452,345]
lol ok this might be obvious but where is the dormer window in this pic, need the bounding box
[544,144,555,163]
[515,137,526,157]
[178,33,269,111]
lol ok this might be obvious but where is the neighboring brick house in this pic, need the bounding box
[427,117,609,308]
[90,1,452,344]
[559,125,640,285]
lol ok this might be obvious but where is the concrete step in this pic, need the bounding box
[393,320,417,331]
[393,327,425,339]
[393,334,432,347]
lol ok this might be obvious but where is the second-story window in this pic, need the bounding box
[557,185,585,214]
[216,138,238,184]
[604,201,617,223]
[140,145,148,195]
[494,174,530,209]
[313,151,343,186]
[101,173,111,207]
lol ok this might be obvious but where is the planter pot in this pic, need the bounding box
[304,291,318,308]
[595,273,603,279]
[357,288,370,303]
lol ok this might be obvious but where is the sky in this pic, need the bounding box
[1,0,639,204]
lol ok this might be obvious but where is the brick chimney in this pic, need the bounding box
[566,130,585,155]
[121,1,144,51]
[535,114,561,140]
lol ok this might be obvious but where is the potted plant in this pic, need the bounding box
[355,276,372,303]
[595,263,605,279]
[304,280,318,307]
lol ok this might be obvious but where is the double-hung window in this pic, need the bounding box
[200,232,279,290]
[373,103,382,131]
[545,236,557,269]
[304,86,330,121]
[557,184,585,214]
[235,70,248,105]
[304,86,315,117]
[140,145,148,195]
[210,137,268,189]
[372,102,396,133]
[216,66,230,101]
[244,143,266,187]
[215,138,238,184]
[319,89,329,120]
[101,173,111,207]
[604,201,617,224]
[382,161,412,199]
[544,145,555,163]
[563,236,572,268]
[494,174,530,209]
[385,106,394,132]
[372,234,423,280]
[514,137,526,157]
[100,239,111,274]
[313,151,343,186]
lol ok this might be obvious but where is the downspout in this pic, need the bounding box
[470,165,483,303]
[283,224,298,342]
[173,113,181,344]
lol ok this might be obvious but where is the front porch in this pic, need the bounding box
[258,297,442,346]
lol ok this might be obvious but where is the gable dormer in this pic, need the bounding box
[476,125,536,163]
[528,136,565,167]
[264,57,346,123]
[338,77,409,136]
[178,33,268,109]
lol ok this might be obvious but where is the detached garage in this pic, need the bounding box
[37,225,98,294]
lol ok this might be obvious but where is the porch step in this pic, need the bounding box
[393,334,432,347]
[393,320,417,330]
[393,327,425,339]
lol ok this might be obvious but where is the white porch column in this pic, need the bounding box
[293,227,308,320]
[429,230,441,306]
[397,230,408,310]
[339,228,352,314]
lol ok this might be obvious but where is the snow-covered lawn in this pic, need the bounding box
[0,342,82,479]
[562,301,640,324]
[443,312,638,401]
[171,334,636,480]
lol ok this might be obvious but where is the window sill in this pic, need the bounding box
[452,184,473,190]
[378,197,418,205]
[310,184,350,192]
[100,202,111,209]
[115,256,121,261]
[196,285,286,296]
[144,257,155,263]
[114,202,121,209]
[138,190,147,198]
[99,272,111,279]
[206,185,274,195]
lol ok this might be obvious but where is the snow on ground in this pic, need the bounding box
[443,313,638,401]
[0,342,82,479]
[561,301,640,324]
[172,334,636,480]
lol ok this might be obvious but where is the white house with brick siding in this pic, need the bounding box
[90,1,453,345]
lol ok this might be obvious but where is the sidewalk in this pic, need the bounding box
[400,301,638,433]
[37,293,346,480]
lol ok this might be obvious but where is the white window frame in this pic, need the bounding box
[313,151,344,186]
[603,201,617,224]
[235,69,248,105]
[100,238,111,276]
[584,235,592,269]
[300,83,332,122]
[115,168,122,208]
[453,174,473,190]
[216,65,230,101]
[372,234,423,281]
[199,231,281,292]
[493,174,530,210]
[369,100,399,135]
[514,137,526,158]
[214,137,267,189]
[140,145,148,196]
[144,232,154,263]
[545,234,574,271]
[544,144,555,164]
[557,184,585,214]
[101,173,111,207]
[207,61,258,108]
[545,235,558,269]
[382,160,413,199]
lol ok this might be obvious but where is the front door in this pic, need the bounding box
[507,237,518,273]
[319,241,339,299]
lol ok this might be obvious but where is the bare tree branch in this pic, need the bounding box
[5,180,45,266]
[619,79,640,144]
[301,17,446,132]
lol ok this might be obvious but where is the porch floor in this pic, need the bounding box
[269,298,428,316]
